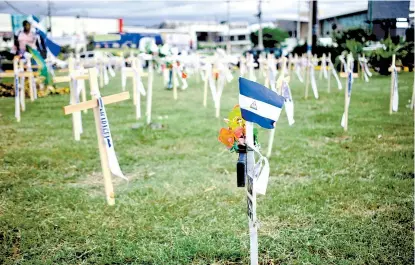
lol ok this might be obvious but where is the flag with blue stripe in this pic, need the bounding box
[36,29,61,57]
[27,15,61,57]
[239,77,285,129]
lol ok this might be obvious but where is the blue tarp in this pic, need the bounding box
[94,32,163,48]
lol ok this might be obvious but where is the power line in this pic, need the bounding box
[4,1,28,15]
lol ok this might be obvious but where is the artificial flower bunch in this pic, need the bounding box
[218,105,257,152]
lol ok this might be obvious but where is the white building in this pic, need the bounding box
[0,13,119,51]
[158,20,251,53]
[218,22,251,53]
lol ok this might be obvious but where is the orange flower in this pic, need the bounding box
[218,128,235,148]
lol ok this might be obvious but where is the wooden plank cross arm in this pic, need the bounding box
[63,92,130,115]
[63,68,130,205]
[340,72,358,78]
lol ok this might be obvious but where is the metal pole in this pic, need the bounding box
[226,0,231,54]
[258,0,263,49]
[47,0,52,34]
[307,0,313,54]
[297,0,301,41]
[368,0,373,34]
[311,0,318,51]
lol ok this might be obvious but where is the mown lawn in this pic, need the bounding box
[0,69,413,264]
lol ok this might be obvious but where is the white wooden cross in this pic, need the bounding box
[246,53,257,82]
[63,68,130,205]
[266,56,288,157]
[0,57,42,122]
[54,56,89,141]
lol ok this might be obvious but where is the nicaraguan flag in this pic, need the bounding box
[239,77,285,129]
[28,15,61,57]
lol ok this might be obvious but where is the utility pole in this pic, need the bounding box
[296,0,301,41]
[311,0,318,51]
[307,0,313,54]
[226,0,231,54]
[368,0,373,34]
[257,0,263,49]
[47,0,52,34]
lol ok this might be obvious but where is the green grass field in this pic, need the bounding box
[0,70,413,264]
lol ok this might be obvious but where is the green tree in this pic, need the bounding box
[250,27,289,48]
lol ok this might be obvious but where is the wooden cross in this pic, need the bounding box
[63,68,130,205]
[266,56,287,158]
[0,57,43,121]
[122,56,148,101]
[54,56,89,141]
[388,54,401,114]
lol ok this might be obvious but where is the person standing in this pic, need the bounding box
[14,20,37,56]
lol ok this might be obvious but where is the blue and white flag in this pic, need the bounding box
[28,15,61,57]
[239,77,285,129]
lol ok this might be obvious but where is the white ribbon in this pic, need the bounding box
[364,63,372,77]
[322,59,328,79]
[282,81,295,126]
[96,95,127,181]
[103,64,109,85]
[360,61,369,82]
[14,67,20,120]
[310,64,319,99]
[133,67,146,96]
[295,63,304,83]
[329,61,342,90]
[341,71,354,127]
[108,63,116,77]
[246,143,270,195]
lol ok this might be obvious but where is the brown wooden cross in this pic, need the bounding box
[63,68,130,205]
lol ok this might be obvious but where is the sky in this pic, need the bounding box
[0,0,375,26]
